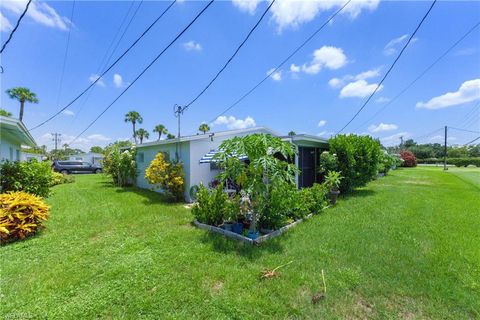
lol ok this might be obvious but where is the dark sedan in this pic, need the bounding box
[52,160,102,174]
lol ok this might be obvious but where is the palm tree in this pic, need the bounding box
[63,143,69,151]
[153,124,168,140]
[166,133,175,140]
[198,123,210,134]
[135,128,149,144]
[5,87,39,121]
[288,131,296,136]
[0,108,12,117]
[124,111,143,143]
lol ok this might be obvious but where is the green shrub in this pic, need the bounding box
[191,185,228,226]
[50,172,75,186]
[318,151,338,175]
[417,157,480,167]
[145,152,184,201]
[0,191,50,244]
[329,134,382,193]
[0,160,53,197]
[103,147,137,187]
[378,152,400,174]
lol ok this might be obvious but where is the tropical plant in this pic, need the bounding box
[191,184,227,226]
[90,146,104,154]
[103,147,137,187]
[324,171,342,191]
[135,128,149,144]
[400,150,417,167]
[198,123,210,134]
[5,87,39,121]
[62,143,69,151]
[214,134,298,232]
[153,124,168,140]
[288,131,296,136]
[50,172,75,186]
[0,191,50,244]
[124,111,143,143]
[166,133,176,140]
[145,152,185,201]
[329,134,382,193]
[0,160,53,197]
[318,151,338,175]
[0,108,12,117]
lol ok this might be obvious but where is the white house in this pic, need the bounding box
[134,127,328,202]
[68,152,104,164]
[0,116,37,162]
[21,152,44,162]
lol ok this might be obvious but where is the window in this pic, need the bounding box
[15,149,20,161]
[210,162,221,171]
[137,152,144,163]
[9,147,13,161]
[75,157,82,160]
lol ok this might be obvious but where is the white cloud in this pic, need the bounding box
[317,130,334,137]
[36,133,112,151]
[383,34,417,56]
[368,123,398,133]
[231,0,260,15]
[61,109,75,116]
[340,79,382,98]
[375,96,391,103]
[290,64,300,73]
[380,131,410,146]
[0,12,12,32]
[213,115,256,130]
[318,120,327,127]
[1,0,71,31]
[416,79,480,110]
[89,74,105,87]
[267,68,282,81]
[183,40,202,51]
[269,0,379,31]
[295,46,348,75]
[113,73,128,88]
[328,68,380,88]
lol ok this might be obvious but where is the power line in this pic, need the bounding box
[182,0,276,110]
[456,102,480,128]
[465,135,480,145]
[336,0,437,134]
[70,0,144,125]
[68,0,214,145]
[0,0,32,54]
[206,0,351,125]
[448,126,480,134]
[354,21,480,132]
[29,0,176,131]
[412,127,444,143]
[55,0,77,113]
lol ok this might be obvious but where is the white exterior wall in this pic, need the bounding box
[0,135,21,162]
[21,152,44,162]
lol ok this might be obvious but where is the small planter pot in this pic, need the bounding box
[247,230,260,240]
[329,189,340,205]
[223,223,233,232]
[232,222,244,234]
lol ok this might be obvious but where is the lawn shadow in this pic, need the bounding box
[198,228,286,260]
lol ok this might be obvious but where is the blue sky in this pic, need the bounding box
[1,0,479,150]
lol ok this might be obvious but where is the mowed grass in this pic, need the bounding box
[1,168,479,319]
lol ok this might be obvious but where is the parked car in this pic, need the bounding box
[52,160,102,174]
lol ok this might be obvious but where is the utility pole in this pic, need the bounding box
[173,104,187,138]
[443,125,448,171]
[51,133,62,151]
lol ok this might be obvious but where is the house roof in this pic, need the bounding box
[0,116,37,147]
[136,126,280,148]
[281,134,329,145]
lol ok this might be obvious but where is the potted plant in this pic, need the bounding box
[223,196,240,232]
[324,171,342,205]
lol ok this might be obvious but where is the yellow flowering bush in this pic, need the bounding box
[145,152,185,201]
[0,191,50,244]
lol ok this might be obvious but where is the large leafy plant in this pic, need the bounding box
[214,134,299,231]
[0,160,53,197]
[0,191,50,244]
[103,146,137,187]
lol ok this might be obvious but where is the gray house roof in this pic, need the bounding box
[136,126,280,148]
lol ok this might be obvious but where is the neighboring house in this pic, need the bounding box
[135,127,328,202]
[0,116,37,162]
[21,152,44,162]
[68,152,104,165]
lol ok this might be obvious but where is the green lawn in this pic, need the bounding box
[1,167,479,319]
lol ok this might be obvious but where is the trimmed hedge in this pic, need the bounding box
[418,157,480,167]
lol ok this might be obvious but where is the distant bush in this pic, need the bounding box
[400,150,417,167]
[378,152,401,174]
[145,152,184,201]
[329,134,382,193]
[103,147,137,187]
[0,160,53,197]
[50,172,75,186]
[0,191,50,244]
[417,157,480,167]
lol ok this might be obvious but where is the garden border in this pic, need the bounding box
[194,208,329,245]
